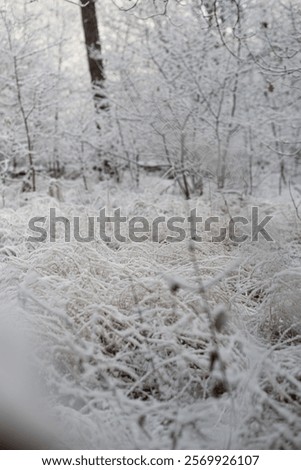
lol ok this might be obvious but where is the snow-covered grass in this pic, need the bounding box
[0,175,300,449]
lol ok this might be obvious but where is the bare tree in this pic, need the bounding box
[1,10,36,191]
[80,0,107,114]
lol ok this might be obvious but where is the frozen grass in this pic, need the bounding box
[0,175,300,449]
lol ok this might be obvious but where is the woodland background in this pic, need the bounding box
[0,0,300,450]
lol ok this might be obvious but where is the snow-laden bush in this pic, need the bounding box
[258,268,301,341]
[0,178,301,449]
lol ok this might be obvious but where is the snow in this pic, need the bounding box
[0,174,300,449]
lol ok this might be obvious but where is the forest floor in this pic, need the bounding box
[0,174,300,449]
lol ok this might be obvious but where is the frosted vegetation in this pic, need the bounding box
[1,176,301,449]
[0,0,301,450]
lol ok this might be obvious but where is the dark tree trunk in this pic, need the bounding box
[81,0,107,112]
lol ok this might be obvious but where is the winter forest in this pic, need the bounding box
[0,0,301,450]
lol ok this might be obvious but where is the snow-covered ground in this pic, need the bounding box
[0,175,300,449]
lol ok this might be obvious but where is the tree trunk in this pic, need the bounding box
[81,0,107,112]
